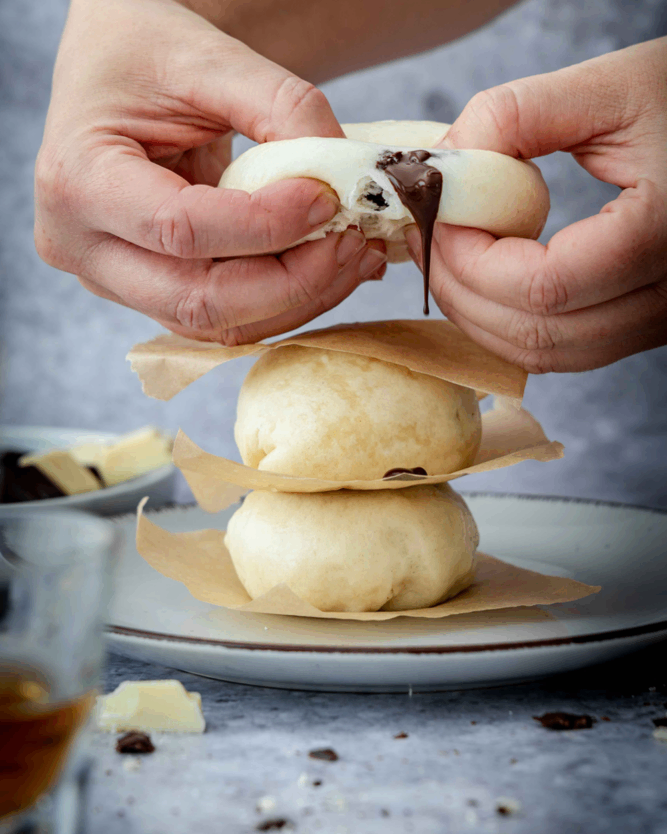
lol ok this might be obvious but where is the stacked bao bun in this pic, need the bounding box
[219,119,549,614]
[225,346,482,613]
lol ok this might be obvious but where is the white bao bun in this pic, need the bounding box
[234,345,482,481]
[219,120,550,262]
[225,484,479,612]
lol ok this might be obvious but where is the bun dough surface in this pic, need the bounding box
[219,120,550,263]
[225,484,479,612]
[235,346,481,480]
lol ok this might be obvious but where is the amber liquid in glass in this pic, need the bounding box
[0,668,94,819]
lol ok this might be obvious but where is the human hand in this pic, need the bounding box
[406,38,667,373]
[35,0,386,345]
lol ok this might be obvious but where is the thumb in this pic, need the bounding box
[193,37,345,143]
[440,47,638,162]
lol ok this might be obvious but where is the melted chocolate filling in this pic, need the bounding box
[382,467,428,479]
[377,150,443,315]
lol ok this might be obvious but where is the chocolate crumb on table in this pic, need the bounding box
[393,732,409,739]
[308,748,339,761]
[495,798,521,816]
[533,712,597,730]
[256,819,292,831]
[115,731,156,754]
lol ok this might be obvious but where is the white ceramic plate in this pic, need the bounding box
[0,426,176,517]
[106,494,667,692]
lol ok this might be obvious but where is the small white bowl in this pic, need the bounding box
[0,426,176,517]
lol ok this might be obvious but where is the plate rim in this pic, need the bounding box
[106,492,667,656]
[106,619,667,655]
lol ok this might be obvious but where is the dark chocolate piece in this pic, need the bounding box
[382,467,427,479]
[0,450,105,503]
[115,731,155,754]
[0,451,65,503]
[256,820,291,831]
[652,717,667,728]
[393,732,409,739]
[377,149,443,315]
[308,747,338,762]
[533,712,596,731]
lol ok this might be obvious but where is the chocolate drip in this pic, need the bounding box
[382,467,428,479]
[377,150,443,315]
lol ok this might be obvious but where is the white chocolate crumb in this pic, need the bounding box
[256,796,277,813]
[122,757,142,773]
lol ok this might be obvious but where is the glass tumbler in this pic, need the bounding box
[0,510,120,833]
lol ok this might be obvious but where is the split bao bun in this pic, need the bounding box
[235,346,482,481]
[225,484,479,612]
[219,120,550,263]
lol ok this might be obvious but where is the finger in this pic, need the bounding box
[221,241,387,344]
[80,229,369,340]
[428,237,667,354]
[408,179,667,316]
[439,44,646,165]
[80,145,341,259]
[187,37,345,143]
[441,304,667,374]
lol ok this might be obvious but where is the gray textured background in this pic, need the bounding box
[1,0,666,506]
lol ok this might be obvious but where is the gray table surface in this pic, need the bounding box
[88,644,667,834]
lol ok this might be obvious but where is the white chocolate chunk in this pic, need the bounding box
[654,726,667,743]
[88,427,172,486]
[96,680,205,734]
[19,450,102,495]
[68,441,108,469]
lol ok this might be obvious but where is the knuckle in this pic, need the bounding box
[34,224,65,270]
[284,266,323,310]
[523,263,570,316]
[514,349,558,375]
[463,84,521,146]
[150,189,199,259]
[173,276,228,337]
[35,146,82,218]
[507,310,559,353]
[258,76,329,141]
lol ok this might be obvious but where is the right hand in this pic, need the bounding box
[35,0,387,345]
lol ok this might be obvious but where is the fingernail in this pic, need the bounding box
[363,263,386,282]
[336,229,366,266]
[308,191,339,227]
[359,247,387,278]
[404,226,422,263]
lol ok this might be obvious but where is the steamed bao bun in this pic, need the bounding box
[235,346,481,481]
[224,484,479,612]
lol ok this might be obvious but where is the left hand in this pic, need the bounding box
[406,38,667,373]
